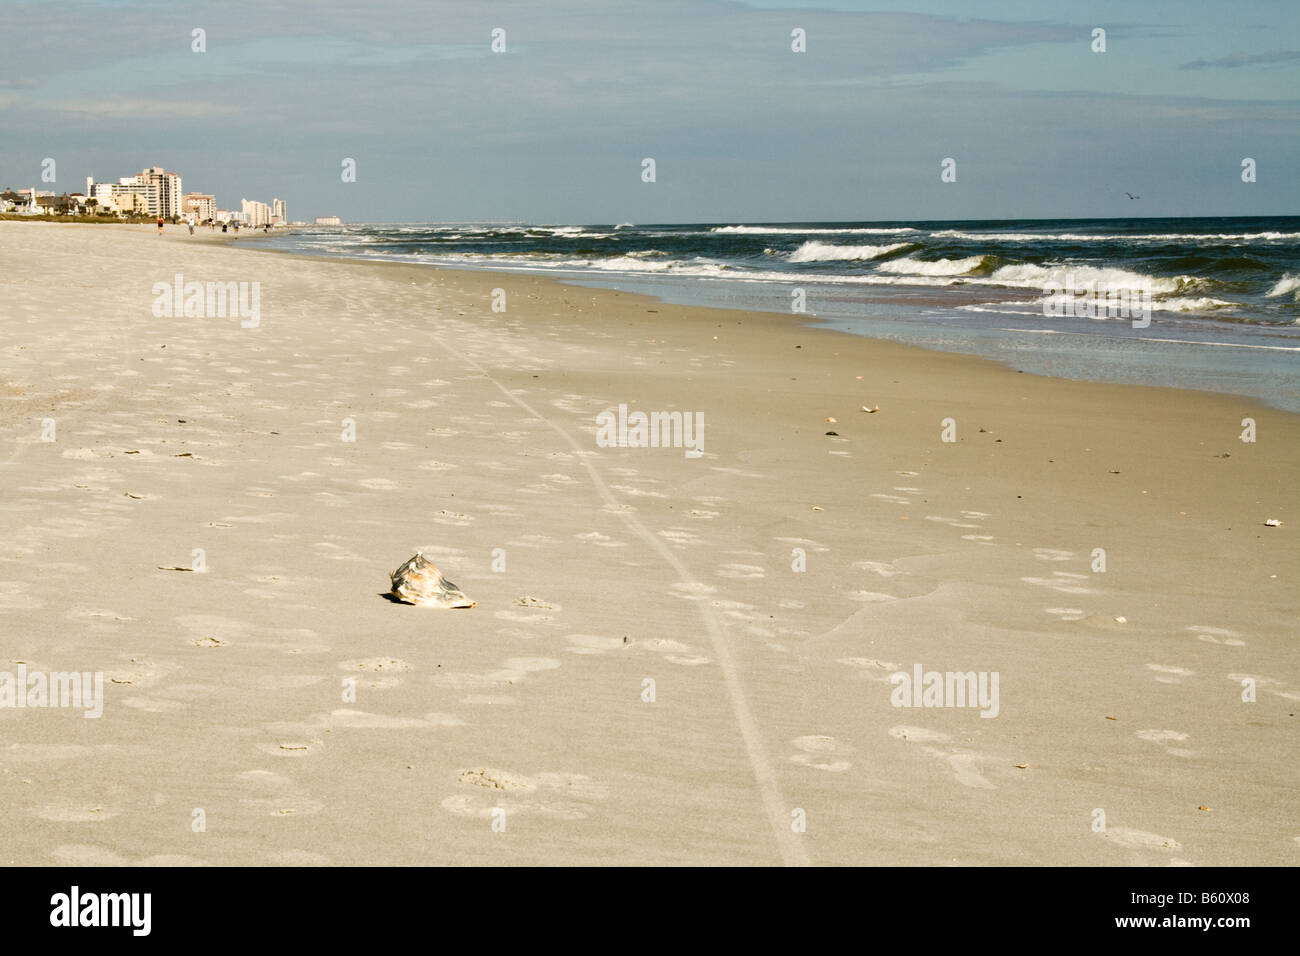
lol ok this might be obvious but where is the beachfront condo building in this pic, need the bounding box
[241,198,272,227]
[139,167,183,218]
[85,167,183,218]
[183,193,216,222]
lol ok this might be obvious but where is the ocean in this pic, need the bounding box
[250,217,1300,411]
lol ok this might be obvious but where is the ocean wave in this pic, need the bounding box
[787,241,914,262]
[877,255,989,277]
[983,263,1194,296]
[929,230,1300,243]
[1150,297,1237,312]
[712,225,917,235]
[1266,273,1300,299]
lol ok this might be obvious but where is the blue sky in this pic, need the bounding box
[2,0,1297,223]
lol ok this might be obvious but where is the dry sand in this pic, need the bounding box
[1,220,1296,866]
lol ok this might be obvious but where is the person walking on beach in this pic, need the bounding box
[157,216,164,235]
[187,217,195,236]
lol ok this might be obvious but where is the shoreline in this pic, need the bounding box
[229,225,1300,415]
[1,221,1296,866]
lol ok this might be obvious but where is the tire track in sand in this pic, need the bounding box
[426,323,810,867]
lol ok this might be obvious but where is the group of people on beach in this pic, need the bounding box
[156,216,271,235]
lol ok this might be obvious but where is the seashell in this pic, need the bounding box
[389,552,475,608]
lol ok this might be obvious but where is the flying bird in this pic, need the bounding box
[1124,192,1140,200]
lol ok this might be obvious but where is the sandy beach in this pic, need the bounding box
[0,220,1295,866]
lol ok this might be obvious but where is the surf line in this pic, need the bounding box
[423,315,811,867]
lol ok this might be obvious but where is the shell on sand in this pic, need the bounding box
[389,552,475,608]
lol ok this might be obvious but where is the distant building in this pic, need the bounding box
[85,169,181,217]
[272,198,286,225]
[315,216,342,226]
[138,167,183,218]
[241,198,271,227]
[183,192,216,222]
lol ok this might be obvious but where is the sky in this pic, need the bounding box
[2,0,1297,224]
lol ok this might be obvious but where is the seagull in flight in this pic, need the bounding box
[1124,191,1140,200]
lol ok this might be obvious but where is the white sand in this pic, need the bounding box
[1,221,1296,865]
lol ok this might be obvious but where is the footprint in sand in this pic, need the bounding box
[1021,572,1092,595]
[457,767,536,792]
[255,738,326,758]
[846,590,899,603]
[789,735,853,772]
[574,531,627,548]
[442,768,607,821]
[564,634,627,655]
[664,655,711,666]
[1031,548,1073,562]
[670,582,716,601]
[612,485,668,499]
[339,657,411,679]
[237,769,326,818]
[872,493,912,505]
[1100,826,1181,850]
[514,596,559,611]
[634,637,711,666]
[1147,664,1194,685]
[716,564,766,579]
[837,658,902,682]
[1188,625,1246,647]
[659,528,702,546]
[925,515,982,529]
[889,725,996,790]
[853,560,903,577]
[484,657,563,683]
[1045,607,1086,622]
[1136,729,1193,758]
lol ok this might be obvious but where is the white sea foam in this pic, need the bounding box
[712,225,917,235]
[930,230,1300,243]
[877,256,987,276]
[984,262,1190,296]
[787,241,912,262]
[1266,273,1300,299]
[1151,296,1236,312]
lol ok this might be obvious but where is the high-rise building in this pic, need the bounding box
[139,167,183,218]
[241,198,271,227]
[85,175,156,216]
[272,198,286,225]
[183,193,216,222]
